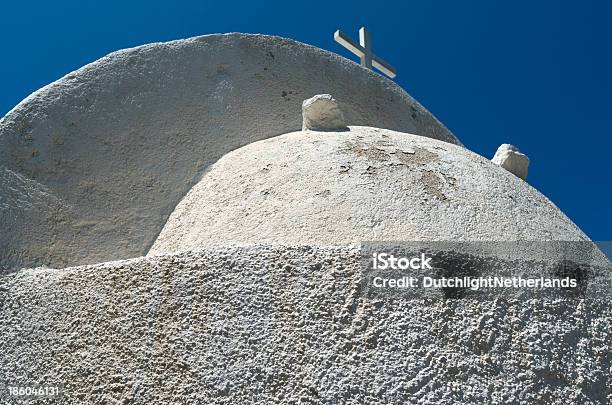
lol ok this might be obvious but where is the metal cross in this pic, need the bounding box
[334,26,397,78]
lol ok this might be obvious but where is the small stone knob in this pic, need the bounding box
[492,144,530,180]
[302,94,347,131]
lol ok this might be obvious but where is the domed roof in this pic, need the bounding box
[149,127,588,255]
[0,33,459,271]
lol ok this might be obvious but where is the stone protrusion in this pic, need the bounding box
[492,144,530,180]
[302,94,347,131]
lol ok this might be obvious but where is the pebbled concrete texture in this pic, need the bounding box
[0,33,459,272]
[0,245,609,404]
[150,126,588,256]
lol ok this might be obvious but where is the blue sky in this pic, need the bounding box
[1,0,610,240]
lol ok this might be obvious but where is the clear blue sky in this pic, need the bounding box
[1,0,610,240]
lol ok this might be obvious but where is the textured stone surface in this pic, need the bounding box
[150,127,587,256]
[0,33,459,272]
[0,167,77,270]
[0,31,607,405]
[1,246,609,404]
[302,94,347,131]
[492,144,530,180]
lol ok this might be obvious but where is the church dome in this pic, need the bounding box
[149,126,587,255]
[0,33,459,271]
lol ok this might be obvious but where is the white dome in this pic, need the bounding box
[0,34,458,271]
[149,126,587,255]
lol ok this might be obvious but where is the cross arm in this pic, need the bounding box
[372,57,396,79]
[334,30,365,57]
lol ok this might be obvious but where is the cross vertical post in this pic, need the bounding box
[359,27,373,69]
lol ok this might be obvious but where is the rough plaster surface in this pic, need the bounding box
[0,33,459,272]
[0,167,77,269]
[492,144,530,180]
[150,127,588,256]
[0,31,608,405]
[1,246,609,404]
